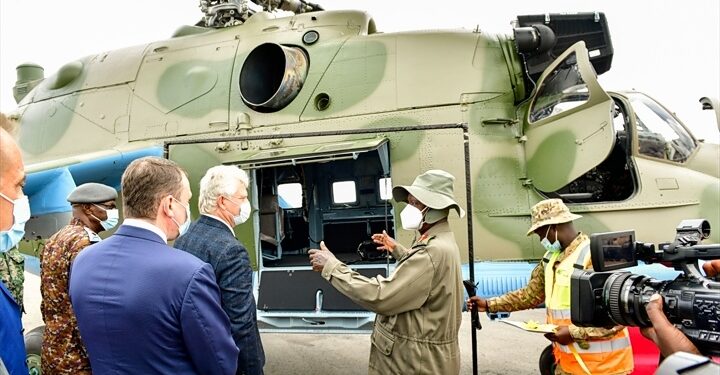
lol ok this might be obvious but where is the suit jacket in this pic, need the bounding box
[175,215,265,375]
[69,224,239,375]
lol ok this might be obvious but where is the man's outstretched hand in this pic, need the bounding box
[308,241,337,272]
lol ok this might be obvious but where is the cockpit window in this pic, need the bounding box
[630,93,696,162]
[529,52,590,123]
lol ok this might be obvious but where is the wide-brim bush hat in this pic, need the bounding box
[526,198,582,236]
[392,170,465,219]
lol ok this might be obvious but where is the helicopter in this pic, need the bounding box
[6,0,720,340]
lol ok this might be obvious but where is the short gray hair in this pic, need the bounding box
[198,165,250,214]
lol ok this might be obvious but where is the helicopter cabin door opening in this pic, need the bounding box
[523,41,617,198]
[230,137,394,330]
[542,96,639,204]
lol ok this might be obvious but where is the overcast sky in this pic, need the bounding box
[1,0,718,142]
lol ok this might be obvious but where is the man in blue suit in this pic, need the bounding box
[175,165,265,375]
[69,157,239,375]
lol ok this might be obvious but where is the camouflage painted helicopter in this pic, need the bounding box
[9,0,720,337]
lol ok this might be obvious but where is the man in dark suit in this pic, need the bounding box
[69,157,239,375]
[175,165,265,375]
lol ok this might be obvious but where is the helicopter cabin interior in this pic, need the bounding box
[237,138,395,313]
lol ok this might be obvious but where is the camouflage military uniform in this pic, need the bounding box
[40,219,97,374]
[487,233,628,375]
[0,247,25,308]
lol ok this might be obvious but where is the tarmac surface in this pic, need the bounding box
[22,271,549,374]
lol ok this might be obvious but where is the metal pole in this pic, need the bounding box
[463,126,479,375]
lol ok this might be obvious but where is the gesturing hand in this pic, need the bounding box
[308,241,337,272]
[371,230,397,253]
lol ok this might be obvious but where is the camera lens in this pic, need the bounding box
[603,272,664,327]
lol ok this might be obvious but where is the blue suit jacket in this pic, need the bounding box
[0,281,27,375]
[175,215,265,375]
[69,224,239,375]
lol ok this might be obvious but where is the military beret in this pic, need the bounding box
[67,183,118,204]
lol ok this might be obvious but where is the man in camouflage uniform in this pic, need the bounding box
[40,183,118,374]
[468,199,633,375]
[0,246,24,310]
[309,170,465,374]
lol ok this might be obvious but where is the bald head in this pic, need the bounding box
[0,112,18,136]
[0,125,26,231]
[0,113,22,176]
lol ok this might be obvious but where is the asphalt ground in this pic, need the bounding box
[22,271,549,374]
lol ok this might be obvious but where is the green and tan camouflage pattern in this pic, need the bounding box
[9,10,719,268]
[0,248,25,307]
[527,199,583,236]
[39,219,93,374]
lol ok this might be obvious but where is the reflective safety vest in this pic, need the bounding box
[543,241,634,374]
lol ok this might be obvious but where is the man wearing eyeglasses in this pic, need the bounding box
[40,182,118,374]
[174,165,264,375]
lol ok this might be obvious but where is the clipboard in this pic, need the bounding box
[499,319,557,333]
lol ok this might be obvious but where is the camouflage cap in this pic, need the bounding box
[67,183,118,204]
[392,170,465,218]
[526,198,581,236]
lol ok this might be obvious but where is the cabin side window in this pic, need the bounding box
[378,177,392,201]
[529,52,590,123]
[332,181,357,204]
[278,183,303,208]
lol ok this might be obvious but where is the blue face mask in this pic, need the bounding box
[170,197,191,236]
[0,192,30,253]
[92,204,119,231]
[541,225,561,253]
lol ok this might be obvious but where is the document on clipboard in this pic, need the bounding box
[499,319,557,333]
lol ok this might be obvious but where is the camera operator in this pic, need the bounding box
[640,259,720,358]
[702,259,720,279]
[467,199,634,374]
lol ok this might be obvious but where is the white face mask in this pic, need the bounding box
[237,200,251,225]
[400,205,425,231]
[224,197,251,226]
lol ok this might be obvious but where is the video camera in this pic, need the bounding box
[571,219,720,356]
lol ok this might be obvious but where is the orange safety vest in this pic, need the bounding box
[543,241,634,374]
